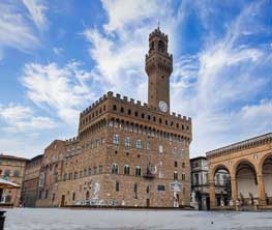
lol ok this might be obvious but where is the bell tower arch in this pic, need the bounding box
[145,27,173,113]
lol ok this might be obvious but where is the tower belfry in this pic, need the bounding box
[145,27,173,113]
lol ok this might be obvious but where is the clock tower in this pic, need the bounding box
[145,27,173,112]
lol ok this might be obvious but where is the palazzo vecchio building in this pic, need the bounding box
[35,28,192,208]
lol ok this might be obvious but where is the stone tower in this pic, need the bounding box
[145,27,173,113]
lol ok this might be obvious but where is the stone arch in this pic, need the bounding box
[211,164,230,178]
[233,159,258,204]
[210,164,231,207]
[260,153,272,203]
[258,152,272,173]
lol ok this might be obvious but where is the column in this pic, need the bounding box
[231,177,238,202]
[209,181,216,209]
[257,174,266,205]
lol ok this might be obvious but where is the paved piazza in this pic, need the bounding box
[3,208,272,230]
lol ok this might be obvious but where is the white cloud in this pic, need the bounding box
[22,0,48,30]
[53,47,64,56]
[102,0,168,32]
[21,61,95,124]
[0,103,56,132]
[0,2,39,56]
[84,0,184,102]
[172,1,272,156]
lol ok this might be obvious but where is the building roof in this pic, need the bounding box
[190,156,207,162]
[0,154,28,161]
[206,132,272,158]
[30,154,43,161]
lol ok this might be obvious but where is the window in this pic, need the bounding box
[124,137,131,148]
[157,185,165,191]
[135,166,141,176]
[72,192,76,201]
[112,163,118,174]
[194,174,199,185]
[74,172,78,179]
[84,169,87,177]
[113,134,119,145]
[134,183,138,198]
[174,171,178,180]
[88,168,92,176]
[124,165,130,175]
[63,173,67,181]
[13,170,20,177]
[174,161,178,167]
[159,145,163,153]
[182,162,185,168]
[113,105,117,111]
[4,169,10,177]
[182,173,186,181]
[172,147,177,155]
[147,141,151,150]
[116,181,119,192]
[69,173,72,180]
[99,165,103,173]
[136,139,142,149]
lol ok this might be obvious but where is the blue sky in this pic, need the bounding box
[0,0,271,158]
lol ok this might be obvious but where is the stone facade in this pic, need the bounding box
[35,28,192,208]
[35,140,65,207]
[21,154,43,207]
[0,154,27,206]
[207,133,272,209]
[191,156,230,210]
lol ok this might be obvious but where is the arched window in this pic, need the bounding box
[158,40,165,52]
[112,163,118,174]
[13,170,20,177]
[135,166,141,176]
[136,139,142,149]
[4,169,10,177]
[113,134,119,145]
[124,165,130,175]
[173,171,178,180]
[86,191,90,200]
[124,137,131,148]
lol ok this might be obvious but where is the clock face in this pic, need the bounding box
[159,101,168,112]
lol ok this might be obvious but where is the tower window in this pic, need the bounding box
[158,40,165,52]
[182,173,186,181]
[116,181,119,192]
[113,134,119,145]
[135,166,141,176]
[112,163,118,174]
[135,111,138,117]
[121,107,124,113]
[124,165,130,175]
[174,161,178,167]
[124,137,131,148]
[113,105,117,111]
[136,139,142,149]
[174,171,178,180]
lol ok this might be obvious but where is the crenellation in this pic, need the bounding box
[123,96,128,102]
[137,100,141,105]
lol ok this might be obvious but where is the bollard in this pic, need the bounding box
[0,211,6,230]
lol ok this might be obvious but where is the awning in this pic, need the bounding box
[0,178,20,189]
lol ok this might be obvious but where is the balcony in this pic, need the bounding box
[143,172,155,179]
